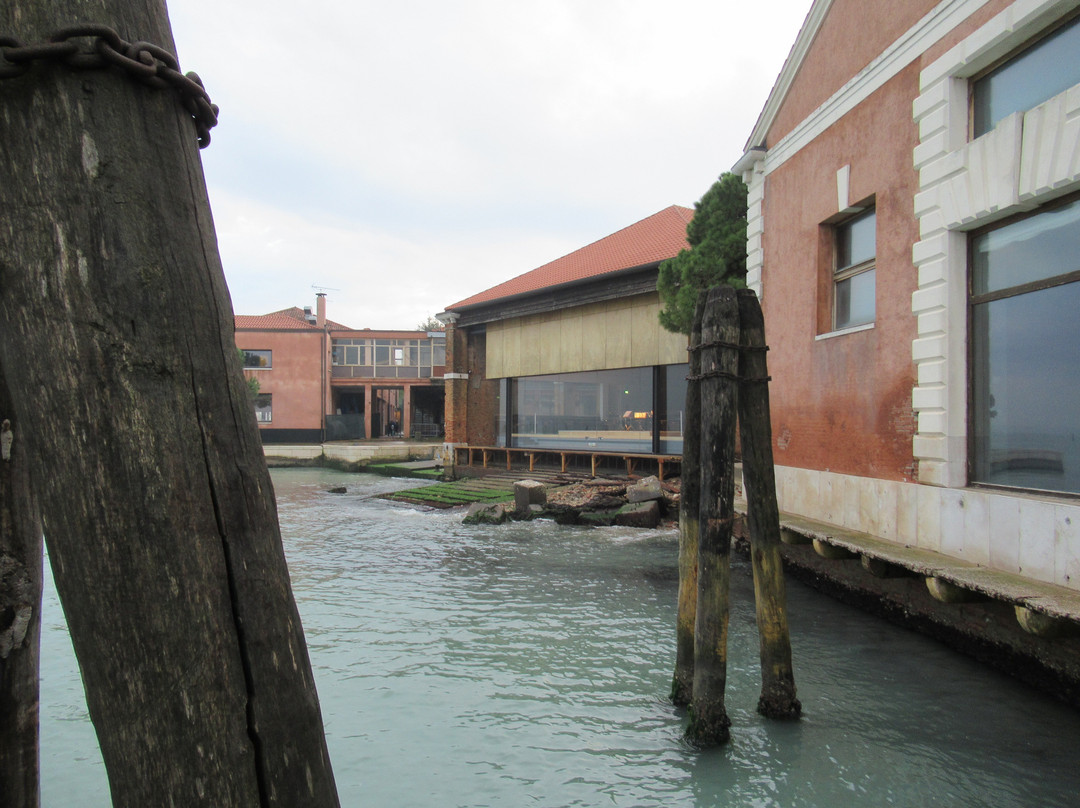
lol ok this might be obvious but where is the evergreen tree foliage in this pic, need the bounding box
[416,315,446,332]
[657,172,749,334]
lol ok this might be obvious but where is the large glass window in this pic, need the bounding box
[970,197,1080,494]
[508,365,687,455]
[834,208,876,330]
[972,15,1080,138]
[660,364,689,454]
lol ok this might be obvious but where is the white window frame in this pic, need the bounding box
[911,0,1080,489]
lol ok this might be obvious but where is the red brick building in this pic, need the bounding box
[735,0,1080,590]
[235,295,446,442]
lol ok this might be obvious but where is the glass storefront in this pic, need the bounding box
[502,364,688,455]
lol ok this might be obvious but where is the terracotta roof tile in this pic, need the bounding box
[234,307,352,331]
[446,205,693,311]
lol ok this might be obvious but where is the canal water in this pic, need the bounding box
[39,468,1080,806]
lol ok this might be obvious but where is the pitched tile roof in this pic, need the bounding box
[446,205,694,311]
[234,307,352,331]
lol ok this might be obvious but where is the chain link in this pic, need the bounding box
[0,24,218,148]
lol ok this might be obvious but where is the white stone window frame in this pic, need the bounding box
[911,0,1080,489]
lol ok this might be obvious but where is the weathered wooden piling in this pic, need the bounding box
[736,290,801,720]
[686,286,740,746]
[671,297,706,707]
[0,375,42,808]
[0,2,339,804]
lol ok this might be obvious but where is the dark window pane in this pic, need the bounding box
[973,16,1080,137]
[972,198,1080,295]
[661,364,689,454]
[345,346,359,365]
[253,393,272,423]
[971,280,1080,493]
[242,349,272,369]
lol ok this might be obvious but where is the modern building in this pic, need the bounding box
[439,205,693,460]
[235,295,446,443]
[733,0,1080,591]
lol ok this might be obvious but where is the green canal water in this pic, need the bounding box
[40,468,1080,806]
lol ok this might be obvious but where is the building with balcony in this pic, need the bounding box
[235,294,446,442]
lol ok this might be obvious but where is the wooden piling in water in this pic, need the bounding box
[0,3,340,803]
[0,376,42,808]
[671,297,706,708]
[686,286,740,746]
[736,290,801,720]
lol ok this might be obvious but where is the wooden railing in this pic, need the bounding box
[452,445,682,480]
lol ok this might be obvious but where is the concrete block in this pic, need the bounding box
[613,500,660,529]
[626,476,663,503]
[514,479,547,514]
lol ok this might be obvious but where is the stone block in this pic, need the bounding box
[613,500,660,529]
[463,503,510,525]
[626,476,663,503]
[514,479,547,513]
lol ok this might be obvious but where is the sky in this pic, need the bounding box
[166,0,812,331]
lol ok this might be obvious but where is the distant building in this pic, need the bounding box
[439,205,693,457]
[235,294,446,443]
[734,0,1080,590]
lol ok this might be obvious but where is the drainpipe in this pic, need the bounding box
[317,293,328,443]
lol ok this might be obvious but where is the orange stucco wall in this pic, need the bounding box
[236,330,325,432]
[760,64,922,482]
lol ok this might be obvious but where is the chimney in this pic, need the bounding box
[303,306,316,324]
[316,293,326,328]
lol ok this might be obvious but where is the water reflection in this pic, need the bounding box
[39,468,1080,807]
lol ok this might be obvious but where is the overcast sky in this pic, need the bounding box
[167,0,811,330]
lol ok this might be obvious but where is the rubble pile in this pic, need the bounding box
[462,476,680,529]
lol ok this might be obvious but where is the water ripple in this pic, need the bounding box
[38,468,1080,808]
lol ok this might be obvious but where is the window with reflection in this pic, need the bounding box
[242,349,272,369]
[508,365,687,455]
[660,364,689,454]
[972,15,1080,138]
[253,393,272,423]
[834,207,876,330]
[970,196,1080,494]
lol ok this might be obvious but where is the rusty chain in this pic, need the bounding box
[0,24,218,148]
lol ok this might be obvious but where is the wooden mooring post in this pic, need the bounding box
[677,285,801,746]
[0,2,340,804]
[0,371,42,808]
[670,296,705,707]
[686,286,740,746]
[737,289,801,719]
